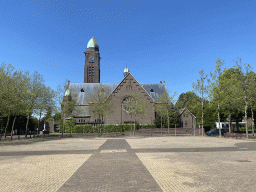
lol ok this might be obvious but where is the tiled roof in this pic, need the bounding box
[68,82,168,105]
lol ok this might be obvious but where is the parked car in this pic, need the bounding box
[206,128,226,136]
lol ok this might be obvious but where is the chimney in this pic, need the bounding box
[160,81,162,84]
[163,80,165,84]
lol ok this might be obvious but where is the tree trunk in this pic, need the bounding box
[202,98,204,136]
[229,113,231,134]
[37,111,42,135]
[25,113,30,138]
[245,96,248,139]
[4,113,10,138]
[252,108,254,136]
[161,116,162,135]
[134,119,136,137]
[167,109,169,135]
[11,114,17,140]
[218,103,221,137]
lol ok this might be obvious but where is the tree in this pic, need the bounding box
[155,90,176,134]
[0,62,15,138]
[233,58,254,138]
[9,70,30,140]
[34,84,56,135]
[20,71,47,138]
[247,71,256,136]
[175,91,201,116]
[210,58,225,137]
[44,106,53,120]
[84,84,113,136]
[192,69,210,136]
[218,68,244,133]
[122,93,153,136]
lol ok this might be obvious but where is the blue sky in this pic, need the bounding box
[1,0,255,106]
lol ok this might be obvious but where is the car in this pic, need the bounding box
[206,128,226,136]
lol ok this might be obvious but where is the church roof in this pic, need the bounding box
[87,37,99,49]
[68,82,168,117]
[68,82,168,105]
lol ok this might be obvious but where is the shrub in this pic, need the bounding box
[240,126,252,132]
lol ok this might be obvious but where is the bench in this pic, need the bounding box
[224,133,243,138]
[233,133,243,138]
[224,133,231,137]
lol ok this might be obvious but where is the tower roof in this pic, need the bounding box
[124,67,130,73]
[87,37,99,49]
[64,89,71,96]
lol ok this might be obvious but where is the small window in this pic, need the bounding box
[150,89,154,92]
[79,119,80,122]
[89,74,91,76]
[183,114,185,117]
[81,88,84,92]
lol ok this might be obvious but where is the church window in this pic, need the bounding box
[81,88,84,92]
[122,96,133,113]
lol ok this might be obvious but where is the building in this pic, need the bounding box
[179,107,196,128]
[61,37,169,125]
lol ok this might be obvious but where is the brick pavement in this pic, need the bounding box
[57,139,162,192]
[0,136,256,191]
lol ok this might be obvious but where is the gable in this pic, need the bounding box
[179,107,196,119]
[108,73,154,103]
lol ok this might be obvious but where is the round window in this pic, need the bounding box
[122,96,132,113]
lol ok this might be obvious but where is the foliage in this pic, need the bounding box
[85,84,113,119]
[192,69,210,135]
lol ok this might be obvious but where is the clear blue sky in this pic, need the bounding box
[1,0,255,105]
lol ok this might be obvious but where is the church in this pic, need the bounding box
[61,37,169,125]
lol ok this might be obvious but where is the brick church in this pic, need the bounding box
[61,37,169,125]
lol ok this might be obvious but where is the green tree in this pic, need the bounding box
[247,71,256,136]
[175,91,201,116]
[218,68,243,133]
[233,58,254,138]
[10,70,30,140]
[0,62,15,138]
[84,84,113,136]
[210,58,225,137]
[34,84,56,135]
[155,90,176,134]
[122,93,153,136]
[192,69,210,136]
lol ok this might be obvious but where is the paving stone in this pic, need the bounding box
[57,139,162,192]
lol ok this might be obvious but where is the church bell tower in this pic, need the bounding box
[84,37,100,83]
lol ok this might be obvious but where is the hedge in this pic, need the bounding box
[59,121,157,133]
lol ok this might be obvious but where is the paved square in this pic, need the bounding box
[0,136,256,191]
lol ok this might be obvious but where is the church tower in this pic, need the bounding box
[84,37,100,83]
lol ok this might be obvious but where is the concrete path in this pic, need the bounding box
[0,136,256,192]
